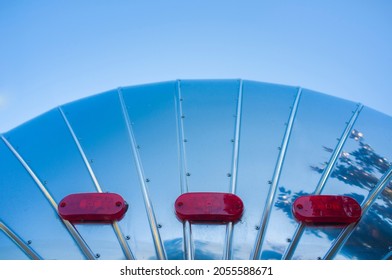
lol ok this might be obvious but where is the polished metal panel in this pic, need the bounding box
[61,90,158,260]
[291,107,392,259]
[257,89,359,259]
[325,168,392,260]
[176,81,193,259]
[4,108,124,259]
[0,226,30,260]
[59,106,134,260]
[179,80,240,259]
[283,104,363,259]
[224,80,243,259]
[232,81,298,260]
[0,221,40,260]
[0,139,86,259]
[120,82,183,259]
[252,87,302,260]
[1,79,391,260]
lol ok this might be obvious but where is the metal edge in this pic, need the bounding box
[282,103,364,259]
[175,80,194,260]
[251,87,302,260]
[323,164,392,259]
[118,88,167,260]
[0,220,42,260]
[59,107,135,260]
[223,79,243,260]
[0,135,95,260]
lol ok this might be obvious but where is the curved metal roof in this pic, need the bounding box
[1,80,391,260]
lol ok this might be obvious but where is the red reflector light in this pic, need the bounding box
[175,192,244,223]
[292,195,361,224]
[58,193,128,222]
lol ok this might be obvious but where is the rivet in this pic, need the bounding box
[317,257,322,260]
[95,253,100,258]
[231,139,234,143]
[277,147,281,151]
[146,178,150,182]
[125,236,130,240]
[137,145,140,149]
[27,240,32,245]
[268,181,272,184]
[227,173,232,177]
[286,238,291,243]
[157,224,162,229]
[181,115,185,119]
[255,226,260,230]
[184,139,188,143]
[186,173,191,176]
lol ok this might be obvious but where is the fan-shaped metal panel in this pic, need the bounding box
[1,80,391,260]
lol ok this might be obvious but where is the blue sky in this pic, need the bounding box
[1,0,392,132]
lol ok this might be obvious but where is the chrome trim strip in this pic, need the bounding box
[176,80,190,194]
[58,107,103,193]
[118,88,167,260]
[0,220,41,260]
[251,87,302,260]
[313,104,364,195]
[183,220,193,260]
[113,221,135,260]
[59,107,135,260]
[224,79,243,260]
[176,80,193,260]
[0,135,95,260]
[323,164,392,259]
[283,103,363,259]
[230,79,243,195]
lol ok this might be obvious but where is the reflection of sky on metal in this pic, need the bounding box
[1,79,392,259]
[1,1,392,132]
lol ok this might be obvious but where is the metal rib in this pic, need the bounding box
[59,107,135,260]
[323,164,392,259]
[175,80,194,260]
[58,107,103,193]
[223,79,243,260]
[283,103,363,259]
[0,220,41,260]
[176,80,190,194]
[0,135,95,260]
[118,88,167,260]
[251,87,302,260]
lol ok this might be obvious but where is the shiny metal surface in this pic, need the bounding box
[3,108,122,259]
[231,81,297,259]
[176,81,193,259]
[179,80,239,260]
[283,104,363,259]
[224,79,243,260]
[252,87,302,260]
[0,221,41,260]
[290,106,392,259]
[256,89,359,259]
[0,137,88,259]
[60,106,134,259]
[1,79,391,260]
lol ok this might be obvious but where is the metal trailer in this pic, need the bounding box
[0,80,391,260]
